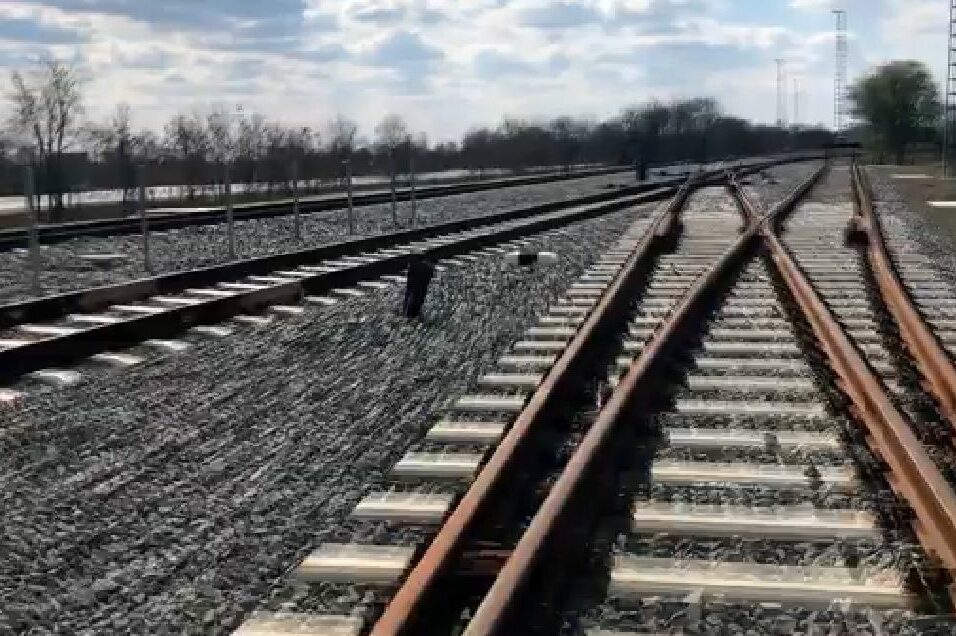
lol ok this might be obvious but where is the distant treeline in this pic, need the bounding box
[3,61,834,218]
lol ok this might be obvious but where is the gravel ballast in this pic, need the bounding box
[556,166,954,635]
[0,202,651,634]
[0,172,636,305]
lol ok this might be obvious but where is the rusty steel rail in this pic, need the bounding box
[463,226,759,636]
[458,164,827,635]
[368,179,700,636]
[736,182,956,605]
[849,162,956,429]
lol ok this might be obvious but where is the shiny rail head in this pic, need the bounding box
[609,555,910,609]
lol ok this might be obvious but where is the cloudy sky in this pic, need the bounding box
[0,0,946,140]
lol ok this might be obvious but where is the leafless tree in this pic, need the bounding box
[549,117,591,171]
[263,122,286,193]
[375,114,408,151]
[87,103,139,210]
[375,114,407,218]
[236,112,267,188]
[205,106,240,199]
[163,112,208,200]
[327,114,358,160]
[6,59,84,218]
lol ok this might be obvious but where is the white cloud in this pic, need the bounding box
[789,0,833,10]
[0,0,945,139]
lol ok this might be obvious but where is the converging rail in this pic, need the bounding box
[231,166,714,636]
[222,155,950,636]
[743,170,956,602]
[848,162,956,431]
[451,164,829,635]
[375,159,956,635]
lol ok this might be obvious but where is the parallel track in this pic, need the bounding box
[0,158,799,396]
[0,182,689,391]
[0,166,630,249]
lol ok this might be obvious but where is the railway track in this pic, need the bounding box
[0,158,799,403]
[228,159,956,635]
[0,166,630,250]
[226,170,797,634]
[0,179,694,397]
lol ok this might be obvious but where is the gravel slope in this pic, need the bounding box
[0,203,651,634]
[0,173,634,305]
[869,169,956,288]
[743,160,823,210]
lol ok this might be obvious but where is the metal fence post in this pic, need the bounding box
[291,161,301,241]
[23,164,40,294]
[345,158,354,234]
[410,149,417,227]
[225,162,235,259]
[389,148,398,227]
[137,164,151,272]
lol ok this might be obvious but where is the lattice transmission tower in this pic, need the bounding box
[944,0,956,175]
[793,77,800,127]
[833,9,847,134]
[776,58,787,127]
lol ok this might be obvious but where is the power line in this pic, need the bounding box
[833,9,847,133]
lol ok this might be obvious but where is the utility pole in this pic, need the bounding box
[775,58,787,127]
[833,9,848,135]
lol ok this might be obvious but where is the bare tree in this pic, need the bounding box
[88,103,138,211]
[236,112,267,189]
[163,112,208,200]
[549,117,591,171]
[7,59,84,219]
[327,114,358,160]
[375,114,407,220]
[375,114,408,151]
[263,122,286,193]
[206,107,239,199]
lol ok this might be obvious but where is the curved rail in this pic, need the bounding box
[368,177,700,636]
[738,181,956,605]
[455,162,828,635]
[848,162,956,430]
